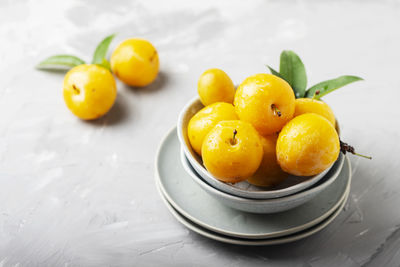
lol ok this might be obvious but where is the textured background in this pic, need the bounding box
[0,0,399,266]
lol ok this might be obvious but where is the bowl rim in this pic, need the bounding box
[177,96,342,199]
[180,147,346,204]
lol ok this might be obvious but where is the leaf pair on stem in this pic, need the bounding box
[36,34,116,71]
[267,50,363,99]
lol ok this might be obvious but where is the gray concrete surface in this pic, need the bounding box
[0,0,399,266]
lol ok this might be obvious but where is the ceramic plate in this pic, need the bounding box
[177,97,341,199]
[157,180,349,246]
[155,127,352,239]
[181,149,345,214]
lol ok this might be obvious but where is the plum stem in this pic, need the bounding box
[271,104,282,117]
[340,140,372,159]
[312,90,320,100]
[72,84,80,94]
[230,129,238,145]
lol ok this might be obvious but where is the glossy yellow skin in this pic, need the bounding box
[198,68,235,106]
[202,120,263,183]
[63,64,117,120]
[276,113,340,176]
[247,134,289,187]
[294,98,336,126]
[188,103,238,156]
[234,74,295,135]
[111,38,159,87]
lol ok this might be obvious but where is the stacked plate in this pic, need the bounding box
[155,98,351,245]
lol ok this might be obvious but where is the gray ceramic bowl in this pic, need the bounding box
[180,149,347,214]
[177,97,342,199]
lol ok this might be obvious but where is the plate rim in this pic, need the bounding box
[155,127,352,239]
[157,178,350,246]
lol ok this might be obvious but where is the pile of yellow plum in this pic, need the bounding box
[188,53,367,185]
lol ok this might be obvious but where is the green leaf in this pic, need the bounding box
[92,34,115,65]
[305,75,364,99]
[36,55,85,70]
[279,50,307,98]
[266,65,283,78]
[96,58,112,72]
